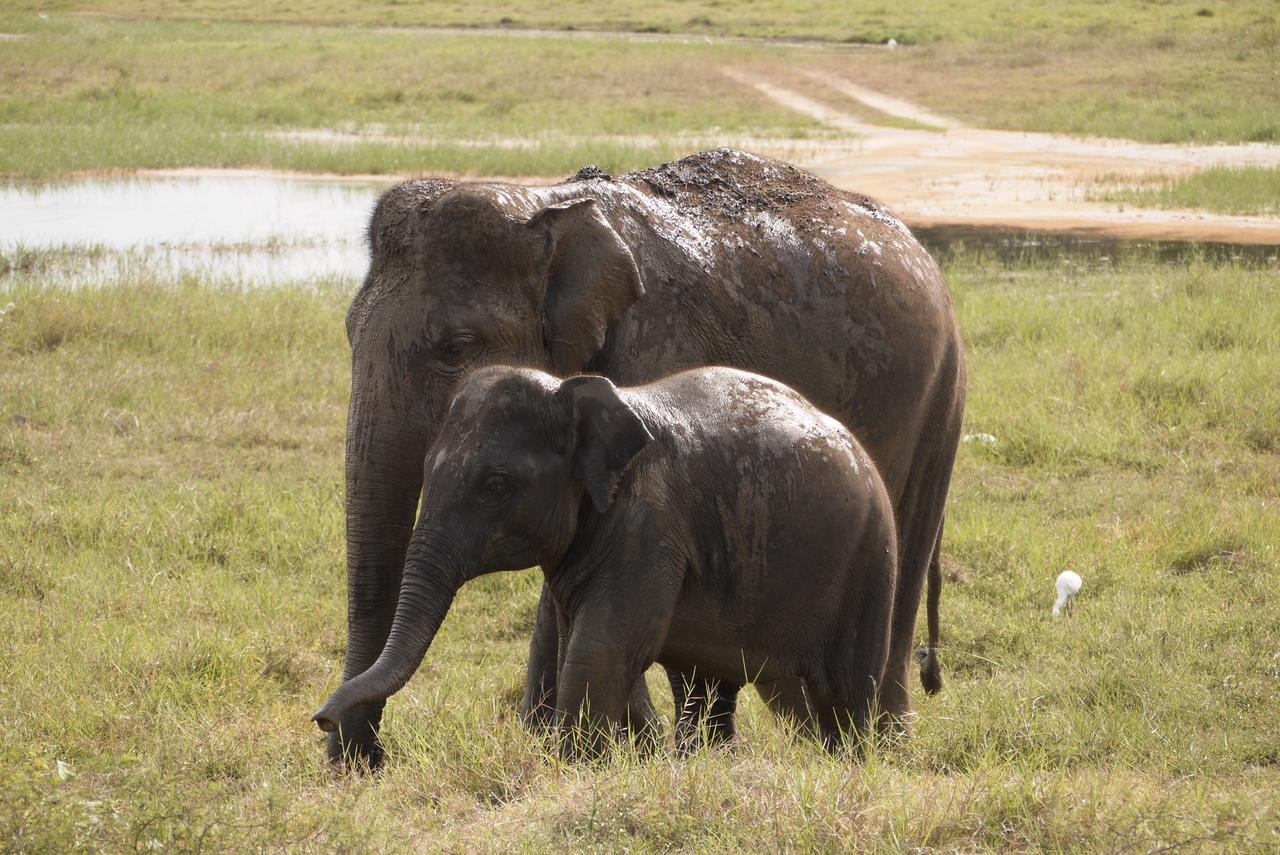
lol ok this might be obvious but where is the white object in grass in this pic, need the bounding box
[1052,570,1082,617]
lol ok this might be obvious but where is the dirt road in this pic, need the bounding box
[726,69,1280,244]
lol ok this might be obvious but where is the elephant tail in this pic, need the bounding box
[918,519,944,695]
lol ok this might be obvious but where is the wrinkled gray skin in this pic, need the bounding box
[335,148,965,767]
[315,367,899,755]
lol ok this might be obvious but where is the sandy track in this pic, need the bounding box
[728,69,1280,244]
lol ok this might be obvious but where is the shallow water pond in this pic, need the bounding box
[1,173,391,286]
[2,174,1275,288]
[915,226,1279,269]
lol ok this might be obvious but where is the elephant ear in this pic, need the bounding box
[558,375,653,513]
[526,198,644,374]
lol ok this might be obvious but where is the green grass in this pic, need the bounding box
[0,16,814,179]
[1094,167,1280,216]
[2,253,1278,850]
[817,32,1279,144]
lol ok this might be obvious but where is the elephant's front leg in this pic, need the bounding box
[556,627,655,759]
[523,581,661,742]
[554,569,679,759]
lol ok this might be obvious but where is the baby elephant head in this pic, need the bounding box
[313,368,652,734]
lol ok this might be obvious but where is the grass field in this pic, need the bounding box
[3,251,1278,850]
[2,3,1278,181]
[0,16,814,179]
[1095,167,1280,217]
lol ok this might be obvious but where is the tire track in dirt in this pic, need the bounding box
[728,69,1280,244]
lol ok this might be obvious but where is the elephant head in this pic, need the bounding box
[316,369,652,734]
[334,182,643,762]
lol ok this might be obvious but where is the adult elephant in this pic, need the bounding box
[332,148,965,767]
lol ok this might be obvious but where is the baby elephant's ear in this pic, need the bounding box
[558,375,653,513]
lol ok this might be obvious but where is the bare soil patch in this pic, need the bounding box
[730,69,1280,244]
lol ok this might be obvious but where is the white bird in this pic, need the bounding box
[1052,571,1082,617]
[887,38,898,49]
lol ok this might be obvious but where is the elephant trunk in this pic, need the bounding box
[315,530,463,733]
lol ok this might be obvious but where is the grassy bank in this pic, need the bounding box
[1095,167,1280,216]
[2,254,1278,850]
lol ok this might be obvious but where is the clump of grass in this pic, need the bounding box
[0,244,110,277]
[1093,167,1280,216]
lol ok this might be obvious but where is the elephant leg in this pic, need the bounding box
[557,627,661,760]
[627,676,662,753]
[757,677,819,740]
[759,674,878,754]
[669,668,740,754]
[524,581,661,743]
[554,558,680,760]
[879,397,963,734]
[520,583,560,730]
[821,590,894,755]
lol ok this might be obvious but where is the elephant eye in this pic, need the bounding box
[480,472,514,503]
[436,333,481,367]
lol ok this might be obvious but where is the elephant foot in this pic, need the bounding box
[326,729,384,774]
[324,701,386,773]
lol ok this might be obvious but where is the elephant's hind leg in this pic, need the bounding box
[757,677,822,741]
[520,583,560,730]
[879,375,964,732]
[823,629,892,754]
[626,676,662,753]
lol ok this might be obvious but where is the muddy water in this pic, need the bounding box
[2,175,1275,288]
[1,173,391,286]
[914,226,1279,269]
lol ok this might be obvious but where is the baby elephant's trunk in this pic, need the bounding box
[314,538,462,733]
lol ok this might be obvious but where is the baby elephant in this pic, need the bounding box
[314,366,897,755]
